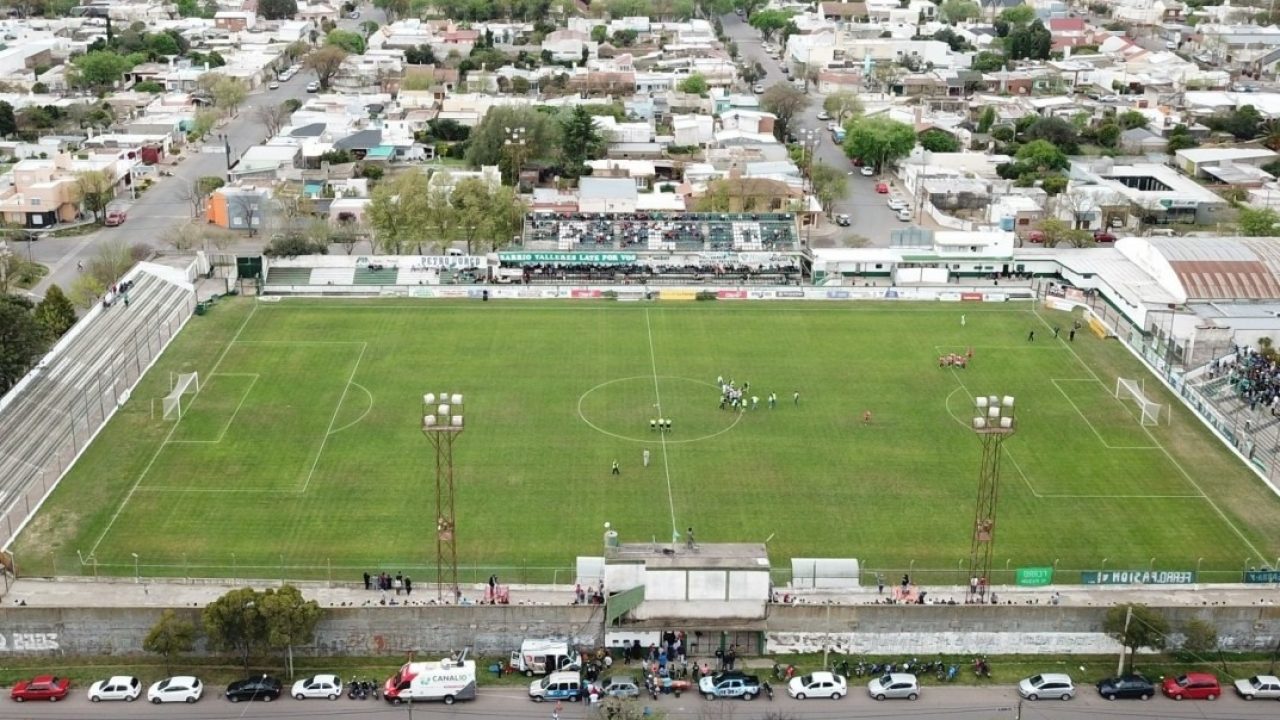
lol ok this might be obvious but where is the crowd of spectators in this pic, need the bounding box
[523,212,798,250]
[1208,346,1280,415]
[513,261,802,285]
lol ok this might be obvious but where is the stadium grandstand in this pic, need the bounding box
[520,212,800,252]
[0,263,195,549]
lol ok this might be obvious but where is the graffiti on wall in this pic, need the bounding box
[0,633,59,651]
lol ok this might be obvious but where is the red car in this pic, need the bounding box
[11,675,71,702]
[1162,672,1220,700]
[1027,230,1045,243]
[875,182,889,194]
[1094,231,1116,243]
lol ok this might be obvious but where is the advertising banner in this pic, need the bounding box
[1244,570,1280,583]
[1080,570,1196,585]
[1015,567,1054,586]
[570,289,602,298]
[717,290,747,299]
[960,292,984,302]
[661,290,697,301]
[498,252,637,265]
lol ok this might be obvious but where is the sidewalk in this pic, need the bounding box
[4,576,1277,609]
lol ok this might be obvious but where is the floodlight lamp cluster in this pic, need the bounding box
[972,395,1015,432]
[423,393,465,432]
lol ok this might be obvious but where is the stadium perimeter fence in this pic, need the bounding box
[0,268,196,563]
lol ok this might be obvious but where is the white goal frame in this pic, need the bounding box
[153,371,200,420]
[1116,377,1163,426]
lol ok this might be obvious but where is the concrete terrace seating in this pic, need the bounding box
[265,267,313,286]
[0,268,194,543]
[395,266,438,285]
[522,212,800,251]
[310,268,356,285]
[354,268,399,285]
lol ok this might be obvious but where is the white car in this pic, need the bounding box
[788,671,847,700]
[306,80,321,92]
[147,676,203,704]
[868,673,919,701]
[887,198,908,210]
[753,84,765,94]
[827,121,837,132]
[267,80,279,90]
[817,111,830,120]
[88,676,141,702]
[1019,673,1075,700]
[1235,675,1280,700]
[896,208,912,221]
[292,674,343,700]
[860,166,874,176]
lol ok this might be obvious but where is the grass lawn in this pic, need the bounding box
[13,298,1280,582]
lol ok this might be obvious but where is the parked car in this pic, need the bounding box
[868,673,918,701]
[827,122,837,132]
[598,675,640,699]
[529,671,584,702]
[1018,673,1075,700]
[1098,94,1120,102]
[1027,230,1045,243]
[1162,672,1220,700]
[887,198,908,210]
[1093,231,1116,243]
[896,209,912,221]
[835,213,851,226]
[1165,39,1177,49]
[267,80,279,90]
[88,676,141,702]
[1235,674,1280,700]
[860,166,874,176]
[875,182,889,194]
[816,111,830,120]
[788,671,847,700]
[11,675,70,702]
[148,676,203,704]
[753,84,764,94]
[698,673,761,700]
[348,10,360,17]
[291,674,343,700]
[104,208,127,226]
[1096,674,1155,701]
[225,675,282,702]
[306,80,320,92]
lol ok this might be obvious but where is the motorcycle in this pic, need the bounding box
[347,677,363,700]
[972,657,991,678]
[855,660,867,677]
[761,681,773,701]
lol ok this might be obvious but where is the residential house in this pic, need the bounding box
[230,144,301,180]
[819,2,868,22]
[1119,126,1168,154]
[719,109,776,136]
[1176,147,1279,178]
[1047,18,1090,51]
[426,165,501,196]
[1070,158,1229,225]
[0,150,137,228]
[585,159,656,189]
[579,177,638,213]
[206,184,269,231]
[672,114,714,146]
[543,29,595,63]
[1109,0,1185,26]
[295,2,339,23]
[213,11,255,31]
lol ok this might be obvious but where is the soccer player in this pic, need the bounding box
[751,396,759,410]
[643,449,650,467]
[611,460,620,475]
[793,391,800,405]
[863,410,872,425]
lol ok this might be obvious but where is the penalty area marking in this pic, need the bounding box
[577,375,743,444]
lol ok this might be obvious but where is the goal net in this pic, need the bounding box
[1116,377,1163,426]
[157,372,199,420]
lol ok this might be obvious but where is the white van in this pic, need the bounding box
[528,671,584,702]
[383,654,477,705]
[511,639,577,677]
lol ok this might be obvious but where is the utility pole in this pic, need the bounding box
[1116,604,1133,676]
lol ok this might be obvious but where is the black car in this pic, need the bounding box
[225,675,282,703]
[1096,674,1154,701]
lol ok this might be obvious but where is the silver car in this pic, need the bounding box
[599,676,639,699]
[1019,673,1075,700]
[867,673,918,701]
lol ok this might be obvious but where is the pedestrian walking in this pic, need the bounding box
[404,576,412,595]
[611,459,620,475]
[876,573,884,595]
[76,260,84,271]
[643,448,650,467]
[363,572,371,590]
[394,573,403,595]
[553,700,562,720]
[1027,330,1035,341]
[1069,329,1076,342]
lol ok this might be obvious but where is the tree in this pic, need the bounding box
[843,116,916,171]
[1015,139,1068,172]
[560,105,605,176]
[809,162,847,218]
[304,46,348,90]
[919,129,960,152]
[1165,124,1198,154]
[210,76,247,116]
[326,28,366,54]
[999,3,1035,24]
[1179,618,1218,658]
[74,170,116,223]
[971,51,1006,72]
[1096,122,1120,148]
[749,9,793,42]
[0,294,49,394]
[260,0,297,18]
[1036,217,1089,247]
[823,91,863,123]
[760,82,809,141]
[1221,105,1262,140]
[367,169,432,254]
[0,101,15,138]
[260,585,321,678]
[33,284,76,338]
[68,273,105,310]
[939,0,979,22]
[1008,19,1051,60]
[70,50,133,92]
[373,0,410,21]
[1104,603,1168,672]
[735,0,768,18]
[143,609,197,672]
[255,102,292,138]
[1238,206,1280,236]
[450,177,493,254]
[977,106,996,134]
[1117,110,1147,130]
[677,73,709,95]
[1023,116,1079,153]
[264,233,328,257]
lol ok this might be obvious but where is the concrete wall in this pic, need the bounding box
[2,603,1279,657]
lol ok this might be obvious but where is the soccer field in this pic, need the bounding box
[13,298,1280,583]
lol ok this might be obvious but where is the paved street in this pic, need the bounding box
[0,683,1275,719]
[719,12,904,247]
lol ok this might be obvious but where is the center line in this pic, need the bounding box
[644,309,678,545]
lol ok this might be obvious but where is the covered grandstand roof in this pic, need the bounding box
[1114,236,1280,303]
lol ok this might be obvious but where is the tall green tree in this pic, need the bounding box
[939,0,980,22]
[202,587,268,668]
[260,586,322,678]
[1238,206,1280,236]
[0,294,49,394]
[1008,19,1051,60]
[842,116,916,171]
[677,73,709,95]
[464,105,560,170]
[0,101,15,138]
[977,106,996,133]
[919,129,960,152]
[1104,603,1169,673]
[809,162,847,218]
[143,609,197,672]
[259,0,298,19]
[74,170,116,223]
[1117,110,1148,130]
[70,50,133,92]
[1015,139,1069,171]
[450,177,494,255]
[760,82,809,141]
[559,105,604,177]
[1023,116,1079,153]
[822,91,862,123]
[33,284,76,338]
[210,76,247,116]
[304,46,348,90]
[367,169,433,254]
[373,0,410,21]
[748,9,793,42]
[999,4,1035,24]
[326,28,366,54]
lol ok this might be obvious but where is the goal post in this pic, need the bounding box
[155,371,200,420]
[1116,377,1163,426]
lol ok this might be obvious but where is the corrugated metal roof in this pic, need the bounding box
[1150,237,1280,299]
[1149,236,1257,262]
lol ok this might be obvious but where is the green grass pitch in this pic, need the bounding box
[14,298,1280,584]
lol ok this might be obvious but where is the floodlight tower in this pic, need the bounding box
[966,395,1015,604]
[422,392,464,603]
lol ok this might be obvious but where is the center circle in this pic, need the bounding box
[577,376,744,444]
